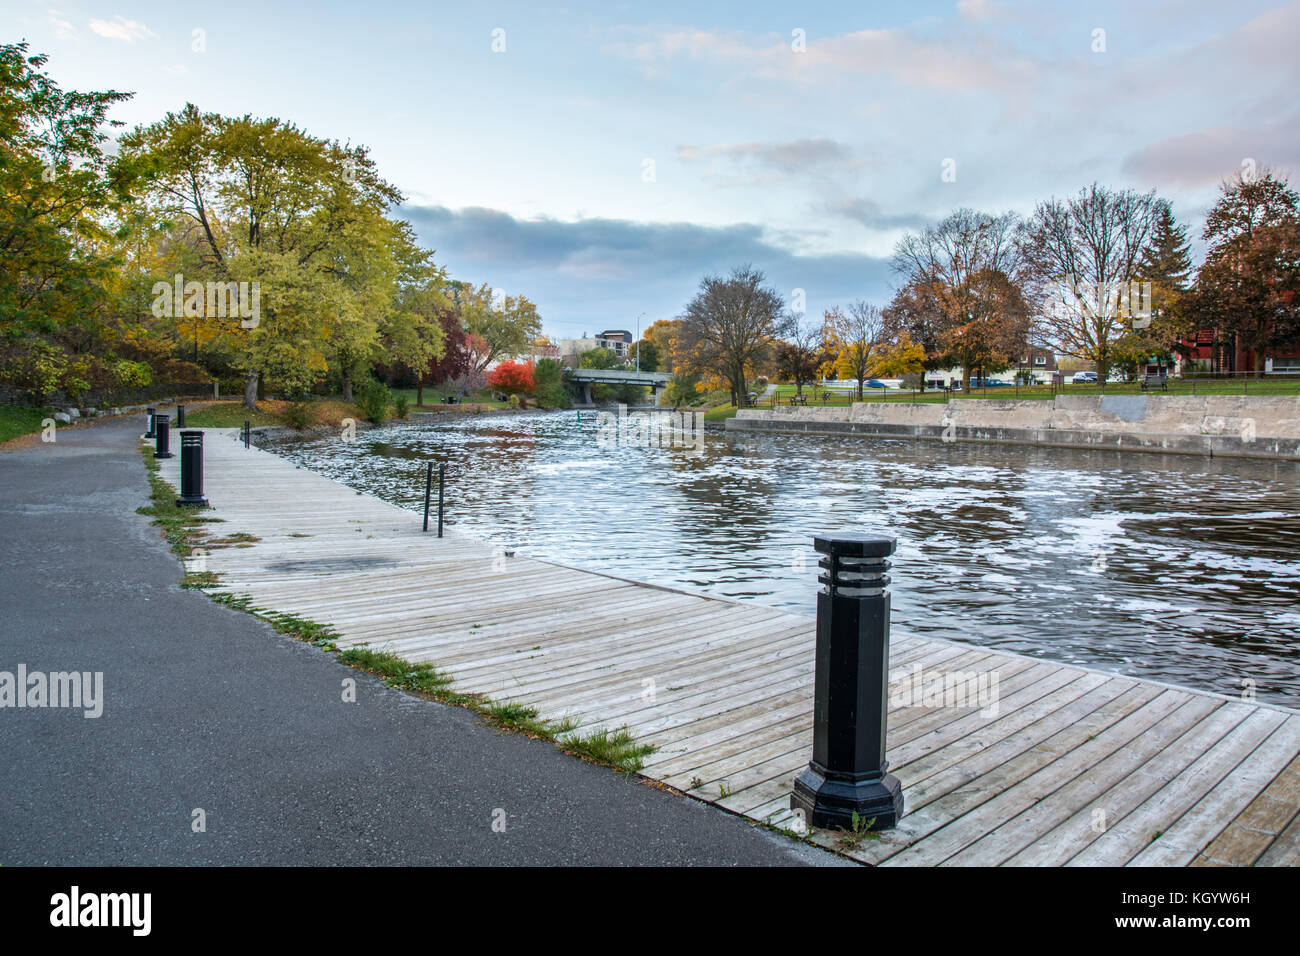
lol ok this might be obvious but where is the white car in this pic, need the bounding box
[1072,371,1098,384]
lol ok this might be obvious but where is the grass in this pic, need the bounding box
[557,726,657,773]
[393,387,510,411]
[136,444,222,564]
[703,403,738,422]
[0,404,56,443]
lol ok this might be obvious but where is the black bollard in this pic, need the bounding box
[145,406,157,439]
[791,534,903,831]
[176,404,185,428]
[243,420,250,449]
[175,431,209,507]
[153,413,173,459]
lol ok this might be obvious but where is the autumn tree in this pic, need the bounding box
[775,320,825,398]
[824,301,884,399]
[456,282,542,371]
[678,265,786,406]
[1018,185,1165,383]
[882,279,951,390]
[1194,171,1300,375]
[894,209,1028,391]
[487,359,535,401]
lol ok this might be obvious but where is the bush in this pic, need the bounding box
[282,400,316,430]
[532,357,570,409]
[393,393,409,419]
[355,377,392,424]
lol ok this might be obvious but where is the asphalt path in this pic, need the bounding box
[0,415,841,866]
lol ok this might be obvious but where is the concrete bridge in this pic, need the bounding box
[568,368,672,404]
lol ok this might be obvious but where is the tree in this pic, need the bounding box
[0,42,136,398]
[487,359,534,400]
[870,334,926,379]
[882,279,951,390]
[677,265,785,406]
[1195,171,1300,375]
[895,209,1028,391]
[1018,184,1165,383]
[775,321,824,398]
[458,282,542,371]
[532,357,569,409]
[824,301,884,400]
[629,338,660,372]
[121,106,408,408]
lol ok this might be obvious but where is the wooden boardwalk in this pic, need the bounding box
[155,428,1300,866]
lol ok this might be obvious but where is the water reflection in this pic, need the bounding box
[263,412,1300,706]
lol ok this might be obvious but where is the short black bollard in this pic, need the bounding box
[153,413,173,459]
[145,406,157,439]
[176,404,185,428]
[243,420,250,449]
[791,534,903,831]
[175,431,209,507]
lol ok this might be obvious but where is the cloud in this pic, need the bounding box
[47,9,76,40]
[677,138,854,174]
[957,0,999,19]
[602,22,1042,94]
[823,198,933,232]
[88,16,156,42]
[397,204,894,333]
[1121,117,1300,189]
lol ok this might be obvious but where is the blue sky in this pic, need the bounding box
[8,0,1299,338]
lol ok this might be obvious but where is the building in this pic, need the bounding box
[1178,329,1300,376]
[594,330,633,359]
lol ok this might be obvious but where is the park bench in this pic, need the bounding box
[1140,374,1168,392]
[787,394,807,406]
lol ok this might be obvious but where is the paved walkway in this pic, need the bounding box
[0,415,835,865]
[164,425,1300,866]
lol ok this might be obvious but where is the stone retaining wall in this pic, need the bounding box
[726,395,1300,459]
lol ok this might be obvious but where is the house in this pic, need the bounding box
[1178,330,1300,376]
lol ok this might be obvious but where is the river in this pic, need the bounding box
[262,409,1300,707]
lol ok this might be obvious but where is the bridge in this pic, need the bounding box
[567,368,672,404]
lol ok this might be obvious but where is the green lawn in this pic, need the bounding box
[760,379,1300,407]
[183,403,282,428]
[393,387,510,410]
[0,404,56,443]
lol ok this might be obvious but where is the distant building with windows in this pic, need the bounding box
[558,330,634,367]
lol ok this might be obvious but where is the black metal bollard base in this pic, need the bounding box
[175,430,209,507]
[176,404,185,428]
[791,534,904,831]
[153,413,173,459]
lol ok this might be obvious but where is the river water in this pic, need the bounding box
[263,410,1300,707]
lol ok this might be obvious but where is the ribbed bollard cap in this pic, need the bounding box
[813,534,896,558]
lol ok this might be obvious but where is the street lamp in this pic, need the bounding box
[635,312,645,372]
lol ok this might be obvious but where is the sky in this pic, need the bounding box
[7,0,1300,338]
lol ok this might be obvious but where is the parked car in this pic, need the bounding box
[865,379,887,389]
[1072,371,1098,384]
[970,378,1012,388]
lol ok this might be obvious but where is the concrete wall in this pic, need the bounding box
[727,395,1300,459]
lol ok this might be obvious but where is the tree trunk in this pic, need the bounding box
[416,374,423,408]
[341,368,353,403]
[242,372,258,410]
[961,366,972,394]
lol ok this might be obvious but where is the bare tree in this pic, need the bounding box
[893,209,1026,391]
[678,265,786,406]
[776,318,825,399]
[824,300,885,400]
[1018,184,1165,382]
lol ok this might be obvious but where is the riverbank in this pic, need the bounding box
[154,425,1300,865]
[726,394,1300,460]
